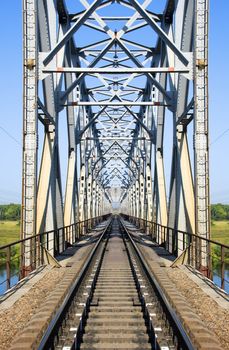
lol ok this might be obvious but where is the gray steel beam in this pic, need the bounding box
[43,67,190,74]
[43,0,104,65]
[128,0,189,65]
[65,102,170,106]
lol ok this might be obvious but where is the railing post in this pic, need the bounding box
[198,237,202,271]
[79,222,82,237]
[19,242,24,280]
[41,233,44,264]
[54,229,56,255]
[74,223,77,243]
[33,238,36,270]
[190,234,193,266]
[221,246,225,290]
[168,227,171,253]
[208,240,213,280]
[187,234,191,265]
[71,225,73,243]
[172,229,175,255]
[195,236,198,269]
[6,246,11,290]
[46,232,49,252]
[66,226,68,244]
[37,234,41,267]
[62,228,65,251]
[56,229,59,255]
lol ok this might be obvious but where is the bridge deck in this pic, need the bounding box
[0,218,228,349]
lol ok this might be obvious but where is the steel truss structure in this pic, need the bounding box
[22,0,209,268]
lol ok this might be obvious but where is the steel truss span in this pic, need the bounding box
[22,0,209,269]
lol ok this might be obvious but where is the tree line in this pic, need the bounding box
[211,204,229,221]
[0,204,21,220]
[0,203,229,221]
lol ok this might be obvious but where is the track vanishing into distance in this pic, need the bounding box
[38,217,194,350]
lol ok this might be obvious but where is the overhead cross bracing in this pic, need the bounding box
[22,0,209,269]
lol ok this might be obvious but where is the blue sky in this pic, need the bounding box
[0,1,228,204]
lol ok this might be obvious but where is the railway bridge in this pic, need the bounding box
[0,0,228,349]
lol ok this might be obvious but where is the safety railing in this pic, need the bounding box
[121,214,229,292]
[0,214,111,295]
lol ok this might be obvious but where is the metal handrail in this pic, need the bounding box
[121,214,229,292]
[0,215,109,250]
[123,215,229,248]
[0,214,111,294]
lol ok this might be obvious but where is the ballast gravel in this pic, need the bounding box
[0,267,65,350]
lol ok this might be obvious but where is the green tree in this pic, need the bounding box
[0,204,21,220]
[211,203,229,220]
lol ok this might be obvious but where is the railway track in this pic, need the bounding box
[38,217,194,350]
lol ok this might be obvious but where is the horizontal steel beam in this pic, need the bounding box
[70,15,161,22]
[38,98,55,125]
[43,67,189,74]
[83,137,150,141]
[64,101,170,106]
[176,98,194,126]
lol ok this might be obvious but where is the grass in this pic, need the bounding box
[210,221,229,267]
[211,220,229,246]
[0,220,20,246]
[0,221,20,268]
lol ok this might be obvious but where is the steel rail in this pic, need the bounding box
[119,217,194,350]
[37,217,112,350]
[38,216,195,349]
[120,222,161,349]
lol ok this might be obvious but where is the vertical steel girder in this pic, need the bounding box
[194,0,210,268]
[21,0,38,271]
[22,0,210,267]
